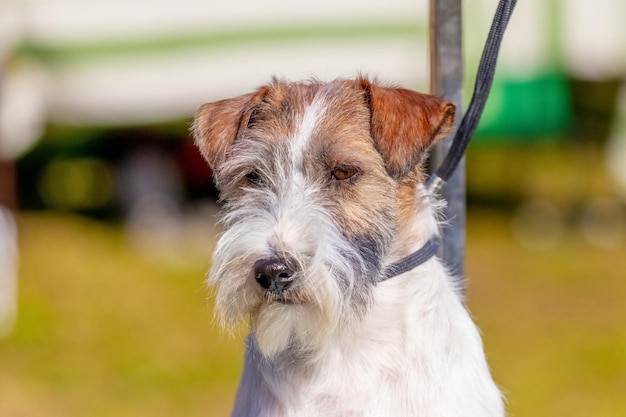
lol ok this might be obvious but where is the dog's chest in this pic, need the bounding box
[280,348,420,416]
[263,304,430,416]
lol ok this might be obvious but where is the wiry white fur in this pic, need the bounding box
[208,96,503,417]
[290,95,326,168]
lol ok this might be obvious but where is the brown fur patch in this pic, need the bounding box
[244,79,320,145]
[193,86,268,170]
[359,78,455,179]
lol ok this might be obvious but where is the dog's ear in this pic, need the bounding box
[359,79,455,179]
[193,87,267,171]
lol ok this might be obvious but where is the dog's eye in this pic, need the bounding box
[245,170,263,185]
[332,166,358,181]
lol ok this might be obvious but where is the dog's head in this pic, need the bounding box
[194,78,454,357]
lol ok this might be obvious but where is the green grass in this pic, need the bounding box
[1,210,625,416]
[466,211,626,417]
[1,213,241,417]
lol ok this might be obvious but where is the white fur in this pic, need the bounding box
[290,96,326,167]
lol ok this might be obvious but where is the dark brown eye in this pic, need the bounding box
[245,171,262,185]
[332,166,358,181]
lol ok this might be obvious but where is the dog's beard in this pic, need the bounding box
[252,300,330,359]
[209,220,379,358]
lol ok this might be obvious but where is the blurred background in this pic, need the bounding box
[1,0,625,415]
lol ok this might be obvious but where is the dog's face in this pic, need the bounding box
[194,78,453,357]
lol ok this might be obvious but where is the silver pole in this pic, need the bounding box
[429,0,465,290]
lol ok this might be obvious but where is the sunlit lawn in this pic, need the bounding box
[1,209,625,416]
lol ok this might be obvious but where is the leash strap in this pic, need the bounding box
[427,0,518,193]
[381,237,440,281]
[382,0,517,281]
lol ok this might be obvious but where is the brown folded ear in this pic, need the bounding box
[192,87,267,171]
[359,79,455,179]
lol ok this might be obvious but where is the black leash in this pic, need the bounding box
[427,0,518,193]
[383,237,440,281]
[381,0,517,281]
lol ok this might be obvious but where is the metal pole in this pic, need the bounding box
[429,0,465,290]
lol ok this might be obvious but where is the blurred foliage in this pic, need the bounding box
[466,141,622,210]
[569,78,622,145]
[16,121,204,218]
[1,211,625,416]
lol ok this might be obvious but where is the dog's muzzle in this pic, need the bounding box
[253,257,297,293]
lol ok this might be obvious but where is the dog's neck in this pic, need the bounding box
[387,179,441,260]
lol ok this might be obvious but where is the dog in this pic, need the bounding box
[193,77,504,417]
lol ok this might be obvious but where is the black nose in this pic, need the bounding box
[253,257,296,292]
